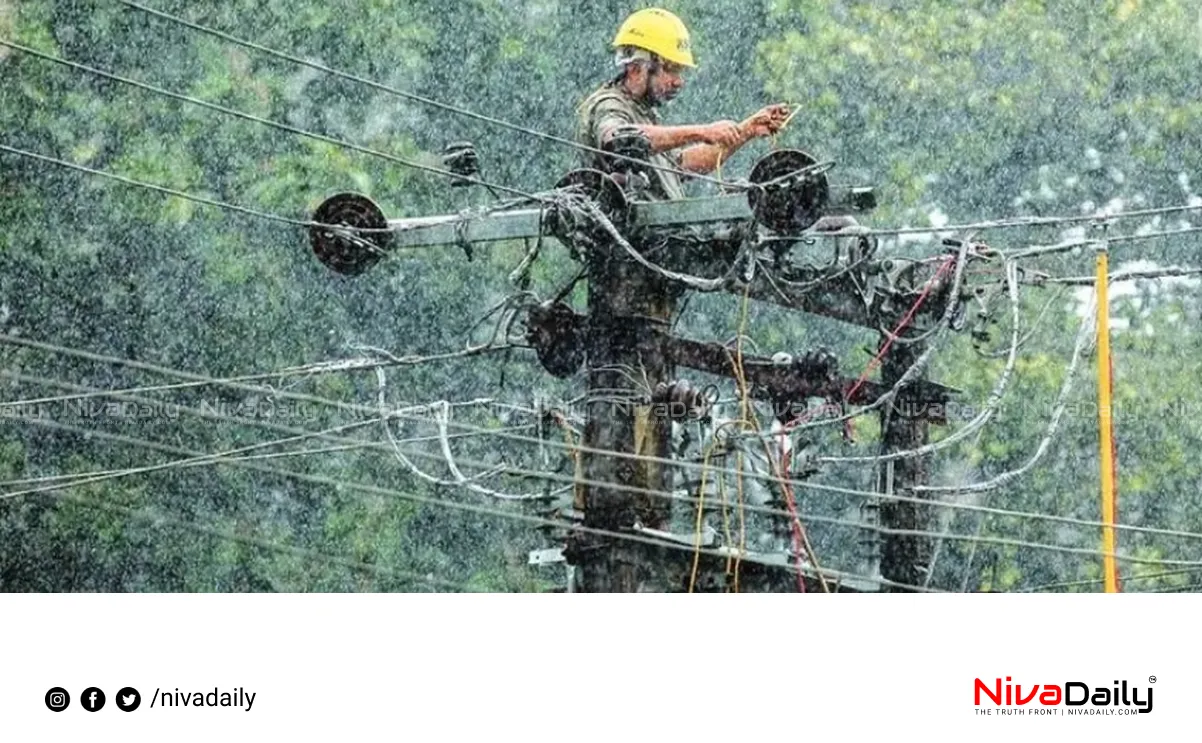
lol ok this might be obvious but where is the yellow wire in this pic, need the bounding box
[554,413,584,512]
[719,467,733,578]
[731,283,830,593]
[734,450,746,592]
[770,103,801,150]
[692,278,831,593]
[733,283,753,590]
[688,436,719,593]
[735,283,753,420]
[689,419,753,593]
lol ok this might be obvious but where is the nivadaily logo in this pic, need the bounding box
[974,677,1154,715]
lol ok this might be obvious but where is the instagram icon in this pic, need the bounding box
[45,687,70,712]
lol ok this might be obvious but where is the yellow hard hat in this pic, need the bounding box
[612,8,696,68]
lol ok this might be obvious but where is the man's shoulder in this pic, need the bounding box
[578,82,636,116]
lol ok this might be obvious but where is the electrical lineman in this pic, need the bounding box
[575,8,790,201]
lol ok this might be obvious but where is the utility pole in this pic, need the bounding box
[877,340,933,592]
[307,148,968,593]
[572,220,678,592]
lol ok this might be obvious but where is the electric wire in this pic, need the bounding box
[3,411,925,590]
[0,332,516,418]
[9,405,1197,575]
[1020,567,1202,592]
[913,286,1097,495]
[117,0,745,192]
[0,367,965,539]
[0,143,372,232]
[7,364,1158,579]
[764,204,1202,240]
[0,39,546,203]
[8,366,1202,577]
[58,493,479,591]
[0,426,533,491]
[10,339,1202,546]
[816,260,1021,464]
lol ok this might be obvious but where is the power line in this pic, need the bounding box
[0,39,544,203]
[9,327,1202,582]
[9,368,1202,577]
[0,361,1106,536]
[914,288,1096,495]
[767,204,1202,241]
[1107,225,1202,245]
[817,260,1019,464]
[4,411,925,591]
[11,405,1197,576]
[1152,582,1202,593]
[0,331,1177,566]
[0,333,899,498]
[0,364,884,534]
[59,493,479,591]
[11,36,1202,256]
[10,337,1202,546]
[1039,264,1202,286]
[118,0,743,192]
[0,410,532,494]
[0,367,940,591]
[1020,567,1202,592]
[0,413,383,501]
[0,332,515,417]
[0,440,376,488]
[1010,227,1202,263]
[25,30,1197,291]
[0,143,360,231]
[1,366,856,532]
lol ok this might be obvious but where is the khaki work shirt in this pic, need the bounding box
[576,82,686,201]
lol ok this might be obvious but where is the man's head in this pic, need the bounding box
[611,8,695,106]
[614,47,687,105]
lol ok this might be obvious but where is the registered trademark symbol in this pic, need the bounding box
[1149,676,1157,684]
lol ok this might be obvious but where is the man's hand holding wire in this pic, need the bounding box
[740,103,791,139]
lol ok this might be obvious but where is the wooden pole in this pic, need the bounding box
[878,340,933,592]
[573,239,677,592]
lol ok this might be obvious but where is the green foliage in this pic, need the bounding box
[2,0,1201,592]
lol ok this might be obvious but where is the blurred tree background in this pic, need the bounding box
[2,0,1201,591]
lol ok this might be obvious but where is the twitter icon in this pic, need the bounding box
[116,687,141,712]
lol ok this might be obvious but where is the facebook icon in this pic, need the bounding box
[81,687,106,712]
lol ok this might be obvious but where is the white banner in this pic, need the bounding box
[0,594,1193,742]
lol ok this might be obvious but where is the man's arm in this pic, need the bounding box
[679,135,750,174]
[599,121,742,153]
[679,104,792,174]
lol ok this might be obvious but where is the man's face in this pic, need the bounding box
[648,61,686,105]
[629,60,686,106]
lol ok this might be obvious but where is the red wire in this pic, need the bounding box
[750,256,957,591]
[787,256,957,440]
[779,442,806,592]
[772,256,957,591]
[776,412,818,593]
[841,256,956,408]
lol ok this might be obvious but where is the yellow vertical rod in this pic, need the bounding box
[1096,246,1119,593]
